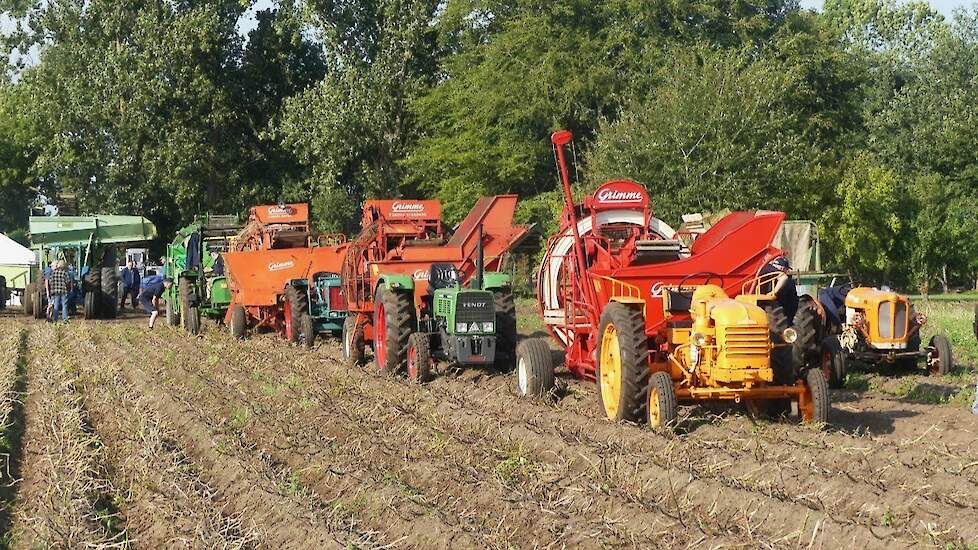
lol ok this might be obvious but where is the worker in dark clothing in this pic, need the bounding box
[760,255,799,323]
[818,282,852,329]
[139,277,173,328]
[120,261,141,309]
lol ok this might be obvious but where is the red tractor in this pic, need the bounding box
[516,130,827,427]
[340,198,529,381]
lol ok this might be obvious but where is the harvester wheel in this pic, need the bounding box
[180,279,200,334]
[927,334,952,376]
[186,307,201,335]
[83,290,98,319]
[801,367,830,424]
[100,267,118,319]
[342,316,365,366]
[283,285,307,344]
[792,298,821,369]
[165,299,179,326]
[406,332,433,383]
[596,302,649,422]
[374,286,414,375]
[230,304,247,339]
[33,282,45,319]
[23,283,34,316]
[646,371,677,428]
[516,338,555,397]
[820,336,847,389]
[301,313,315,349]
[493,289,518,370]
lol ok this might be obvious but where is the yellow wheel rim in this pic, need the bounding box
[648,387,660,426]
[600,323,622,419]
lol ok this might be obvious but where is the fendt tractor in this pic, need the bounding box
[814,284,953,387]
[222,204,348,347]
[26,215,157,320]
[341,198,529,382]
[162,215,242,334]
[516,130,827,428]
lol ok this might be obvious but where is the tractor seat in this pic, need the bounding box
[632,240,683,265]
[665,289,693,314]
[429,263,460,291]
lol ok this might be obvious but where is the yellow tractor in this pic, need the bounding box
[818,286,952,387]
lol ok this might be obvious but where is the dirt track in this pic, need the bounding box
[2,311,978,549]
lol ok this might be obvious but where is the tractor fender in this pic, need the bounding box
[376,274,415,293]
[482,272,512,290]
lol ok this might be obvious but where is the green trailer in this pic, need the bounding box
[163,215,241,334]
[26,215,157,320]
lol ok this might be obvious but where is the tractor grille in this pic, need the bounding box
[456,292,494,324]
[723,326,769,360]
[878,301,908,338]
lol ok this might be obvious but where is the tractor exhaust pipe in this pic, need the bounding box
[476,224,484,290]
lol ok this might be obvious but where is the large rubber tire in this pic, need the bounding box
[373,286,414,375]
[100,267,118,319]
[493,289,518,370]
[406,332,433,383]
[230,304,247,339]
[820,336,847,389]
[792,298,820,370]
[33,283,45,320]
[301,313,315,349]
[646,371,678,428]
[179,278,200,334]
[83,290,98,319]
[516,338,555,397]
[165,298,179,326]
[83,271,101,319]
[927,334,952,376]
[284,285,307,344]
[802,367,830,424]
[764,304,795,385]
[596,302,649,422]
[342,316,365,366]
[23,283,34,316]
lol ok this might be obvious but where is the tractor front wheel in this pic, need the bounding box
[800,368,830,425]
[230,304,247,339]
[406,332,433,383]
[820,336,847,389]
[646,371,677,428]
[596,302,649,422]
[373,286,414,375]
[342,316,365,366]
[301,313,315,349]
[516,338,555,398]
[927,334,952,376]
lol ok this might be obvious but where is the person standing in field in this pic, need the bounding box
[119,260,141,309]
[46,260,71,323]
[139,277,173,328]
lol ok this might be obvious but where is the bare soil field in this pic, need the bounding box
[0,300,977,549]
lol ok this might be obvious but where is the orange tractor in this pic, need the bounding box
[223,204,348,347]
[516,130,827,427]
[340,198,529,381]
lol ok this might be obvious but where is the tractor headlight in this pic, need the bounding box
[455,323,467,333]
[782,328,798,344]
[482,321,494,333]
[691,332,707,347]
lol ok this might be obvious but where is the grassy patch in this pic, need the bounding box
[494,444,537,486]
[844,372,871,392]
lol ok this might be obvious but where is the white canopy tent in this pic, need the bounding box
[0,233,37,306]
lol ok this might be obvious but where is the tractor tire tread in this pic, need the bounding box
[598,302,650,422]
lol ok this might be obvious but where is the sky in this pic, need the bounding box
[800,0,973,17]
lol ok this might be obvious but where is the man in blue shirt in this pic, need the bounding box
[119,261,141,309]
[139,277,173,328]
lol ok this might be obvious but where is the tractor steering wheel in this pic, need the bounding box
[678,272,724,290]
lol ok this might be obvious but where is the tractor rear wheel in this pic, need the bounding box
[596,302,650,422]
[373,286,414,375]
[801,367,830,424]
[342,316,365,366]
[83,271,101,319]
[284,285,307,344]
[764,304,795,385]
[516,338,555,397]
[646,371,677,428]
[493,289,518,370]
[100,267,118,319]
[406,332,433,383]
[792,297,821,369]
[83,290,98,319]
[820,336,847,389]
[927,334,952,376]
[23,283,34,316]
[301,313,315,349]
[230,304,247,339]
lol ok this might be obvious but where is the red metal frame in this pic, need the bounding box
[541,130,786,381]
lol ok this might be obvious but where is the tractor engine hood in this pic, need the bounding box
[709,299,769,328]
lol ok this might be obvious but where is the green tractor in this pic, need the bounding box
[163,215,241,334]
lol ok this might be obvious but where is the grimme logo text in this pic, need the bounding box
[596,189,643,203]
[268,260,295,272]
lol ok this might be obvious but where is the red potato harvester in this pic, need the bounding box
[514,130,828,428]
[340,197,530,380]
[223,203,349,348]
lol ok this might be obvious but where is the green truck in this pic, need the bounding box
[163,215,241,334]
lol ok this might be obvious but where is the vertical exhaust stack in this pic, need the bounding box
[476,224,484,290]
